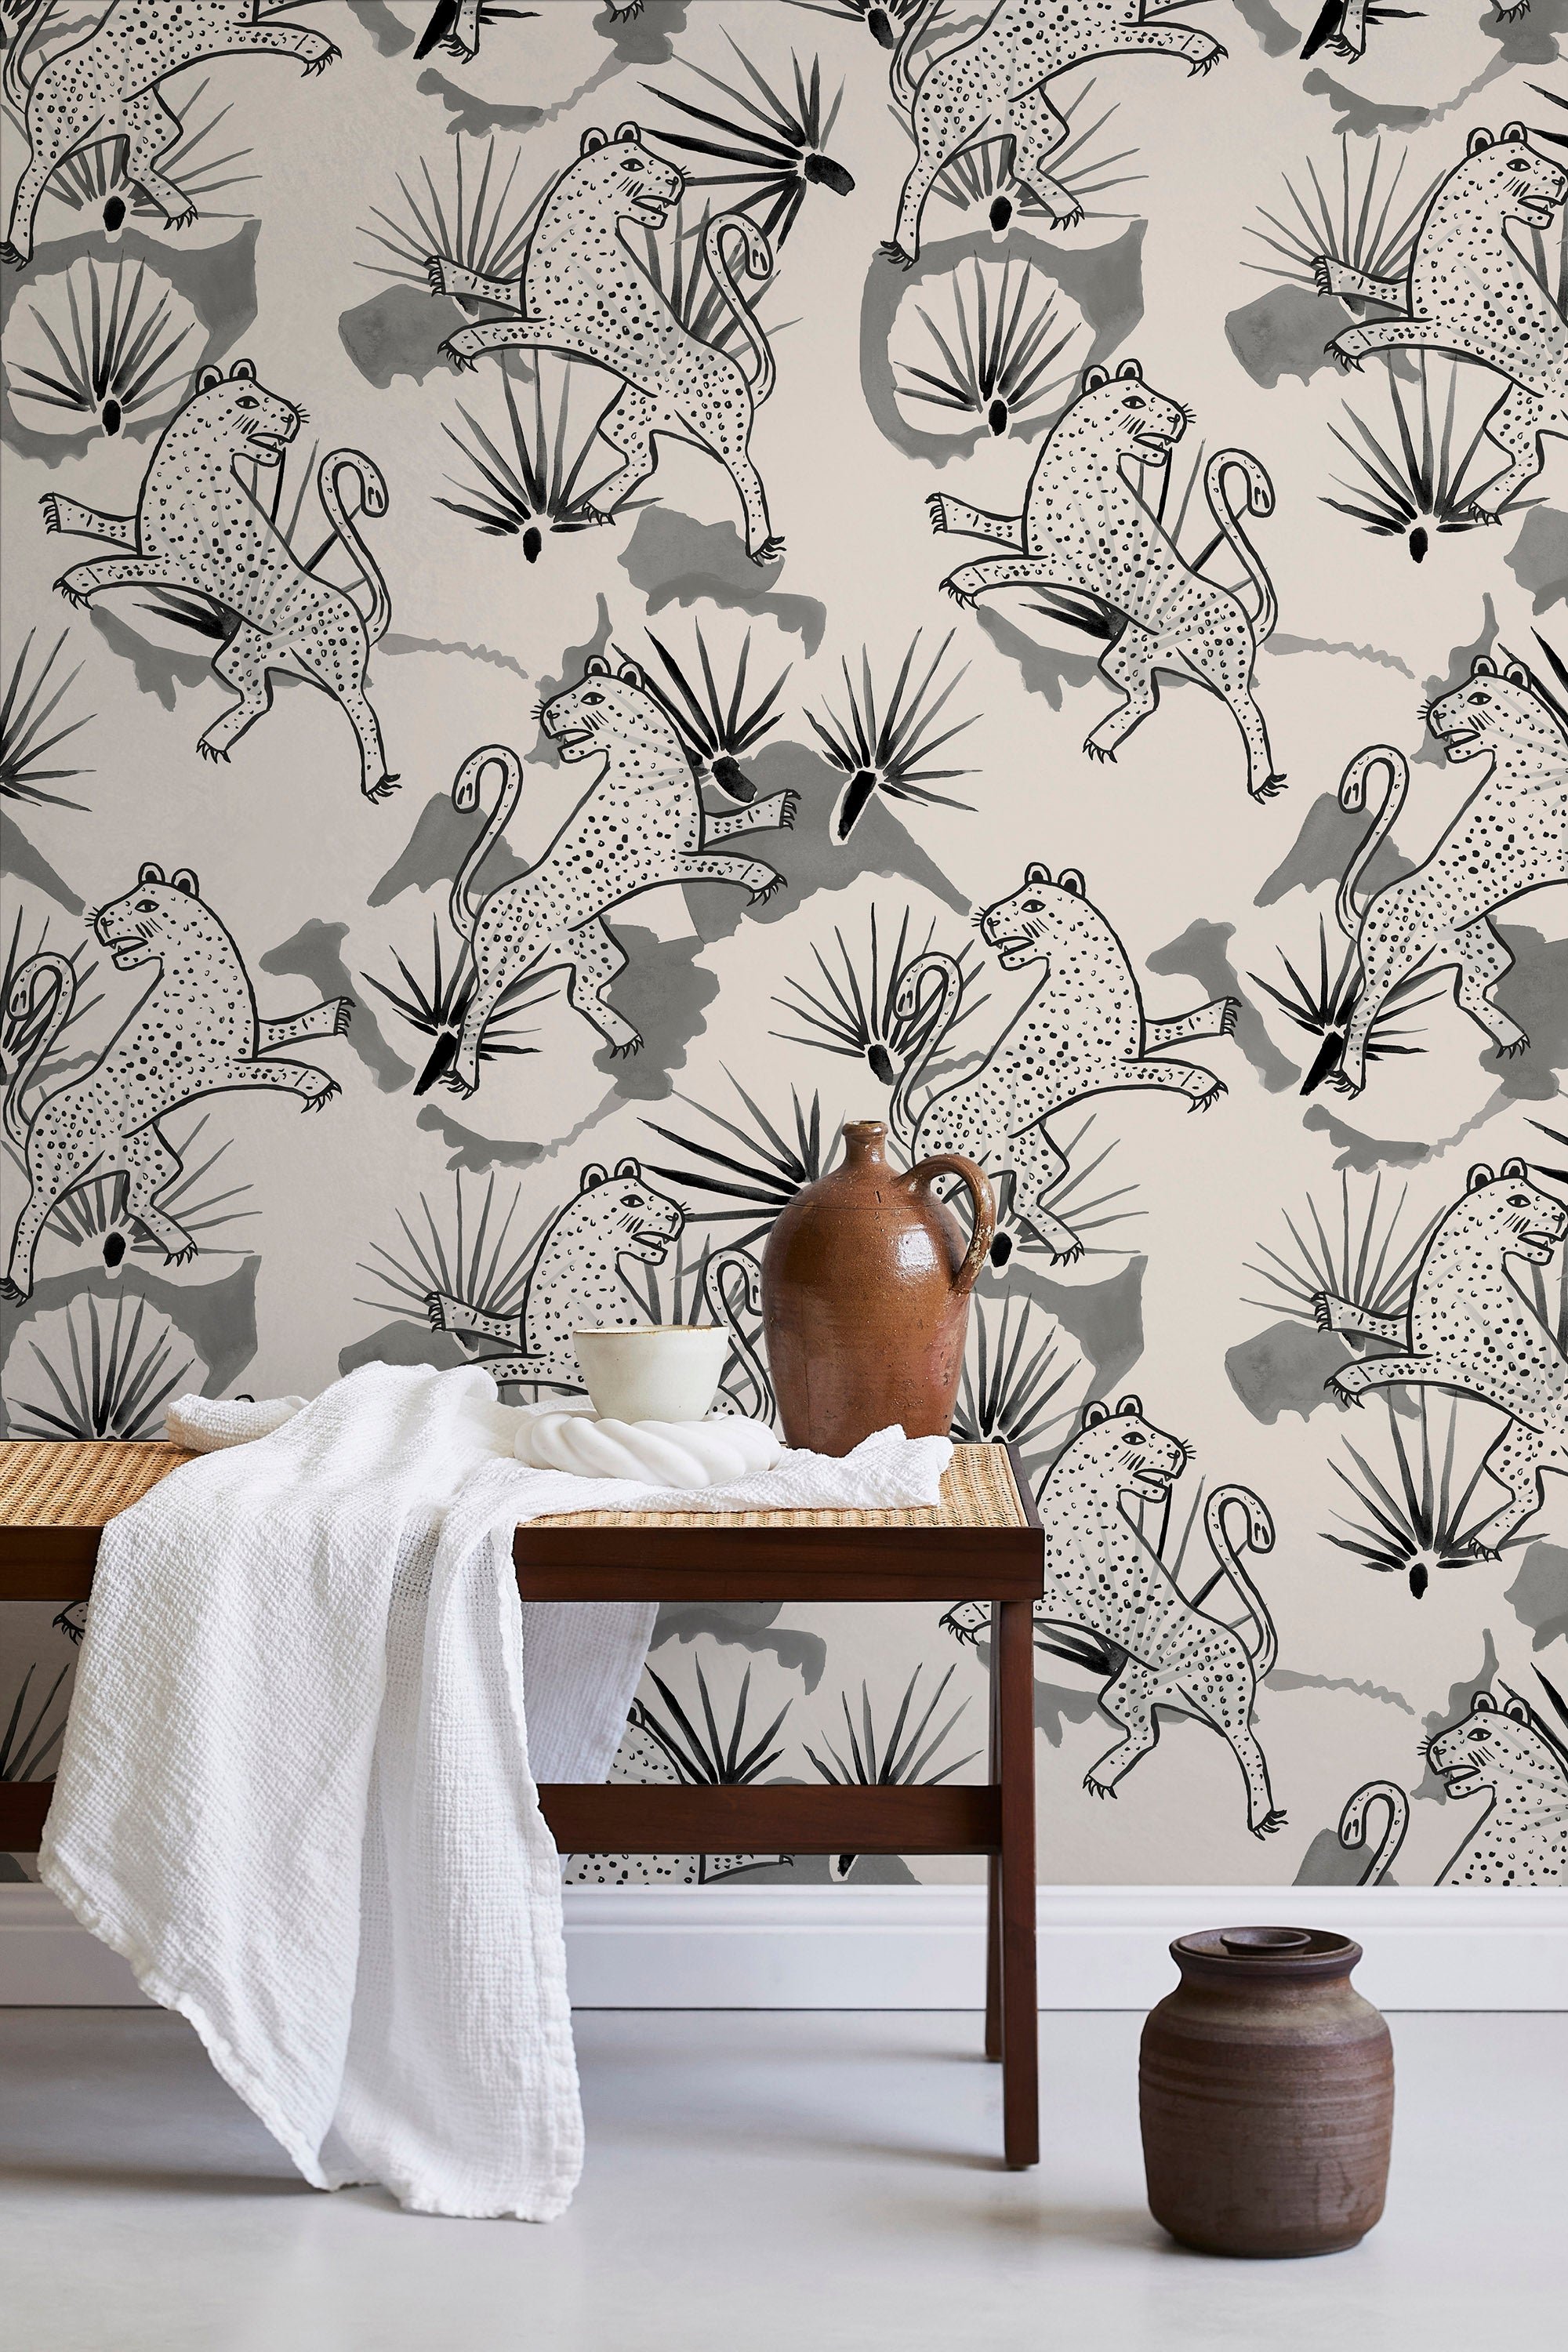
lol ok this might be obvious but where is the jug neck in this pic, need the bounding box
[840,1120,890,1170]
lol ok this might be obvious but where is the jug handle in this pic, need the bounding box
[902,1153,996,1297]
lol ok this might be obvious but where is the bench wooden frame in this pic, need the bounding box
[0,1439,1043,2169]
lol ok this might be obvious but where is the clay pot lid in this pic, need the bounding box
[1172,1925,1363,1979]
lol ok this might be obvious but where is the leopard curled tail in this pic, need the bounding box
[1202,1484,1278,1679]
[887,949,965,1149]
[702,1247,776,1425]
[2,953,76,1151]
[1338,1780,1410,1886]
[702,216,777,408]
[447,747,524,944]
[887,0,944,113]
[1205,452,1278,644]
[1334,746,1409,944]
[318,452,393,644]
[2,0,53,115]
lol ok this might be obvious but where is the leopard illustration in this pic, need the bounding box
[1334,1679,1568,1887]
[1,864,347,1302]
[42,358,395,797]
[881,0,1224,264]
[416,0,641,60]
[427,122,782,561]
[1324,654,1568,1098]
[930,359,1282,798]
[1,1,337,267]
[1314,125,1568,520]
[416,659,796,1098]
[1426,1686,1568,1884]
[943,1397,1283,1834]
[888,864,1236,1265]
[1316,1159,1568,1556]
[426,1159,683,1391]
[1301,1,1530,67]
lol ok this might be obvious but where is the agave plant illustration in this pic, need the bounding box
[632,1657,792,1785]
[2,1292,200,1442]
[807,631,978,839]
[0,1661,70,1785]
[42,1116,255,1273]
[358,133,536,293]
[0,627,93,808]
[620,621,791,800]
[806,1661,978,1876]
[952,1291,1083,1478]
[436,354,608,558]
[1244,136,1436,296]
[929,82,1142,234]
[771,904,986,1083]
[1327,1394,1497,1597]
[646,42,854,248]
[1250,917,1443,1094]
[1323,358,1498,560]
[893,254,1083,437]
[642,1074,826,1247]
[357,1170,546,1331]
[786,0,922,44]
[1245,1171,1436,1331]
[361,914,551,1083]
[5,256,198,437]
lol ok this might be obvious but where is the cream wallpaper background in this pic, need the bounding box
[2,0,1566,1891]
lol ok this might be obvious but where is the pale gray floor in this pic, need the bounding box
[0,2009,1559,2352]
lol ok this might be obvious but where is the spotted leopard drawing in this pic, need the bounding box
[43,358,395,797]
[428,122,782,561]
[1319,655,1568,1098]
[1317,1160,1568,1557]
[944,1398,1283,1835]
[882,0,1224,264]
[2,866,347,1303]
[1314,124,1568,520]
[426,1160,684,1391]
[414,660,796,1098]
[889,864,1236,1263]
[2,0,338,267]
[1336,1679,1568,1887]
[931,360,1281,799]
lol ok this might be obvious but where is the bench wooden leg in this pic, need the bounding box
[984,1853,1002,2061]
[996,1595,1038,2169]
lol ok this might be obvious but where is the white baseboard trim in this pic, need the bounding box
[3,1882,1564,2009]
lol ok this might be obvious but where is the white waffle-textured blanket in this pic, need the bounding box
[42,1363,952,2219]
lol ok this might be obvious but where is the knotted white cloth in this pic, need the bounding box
[43,1365,953,2219]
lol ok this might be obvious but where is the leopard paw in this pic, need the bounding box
[927,493,951,535]
[879,240,916,270]
[329,999,353,1035]
[365,773,401,801]
[1251,1809,1288,1838]
[439,338,477,372]
[303,44,340,74]
[0,1276,25,1304]
[1081,738,1117,764]
[40,495,61,533]
[750,535,786,566]
[165,1243,197,1268]
[1326,1374,1363,1409]
[1329,342,1362,372]
[940,577,975,608]
[302,1080,339,1112]
[0,242,25,269]
[55,578,89,609]
[196,738,230,764]
[1189,42,1225,73]
[1189,1080,1226,1112]
[1312,256,1335,297]
[1310,1291,1334,1333]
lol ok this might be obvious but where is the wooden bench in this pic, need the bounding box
[0,1436,1043,2167]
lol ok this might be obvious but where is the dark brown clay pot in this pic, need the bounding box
[760,1120,995,1456]
[1139,1926,1394,2259]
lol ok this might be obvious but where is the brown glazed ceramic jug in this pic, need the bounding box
[760,1120,995,1456]
[1139,1926,1394,2259]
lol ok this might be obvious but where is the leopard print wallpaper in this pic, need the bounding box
[3,0,1566,1892]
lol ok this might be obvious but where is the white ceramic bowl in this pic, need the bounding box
[573,1325,728,1424]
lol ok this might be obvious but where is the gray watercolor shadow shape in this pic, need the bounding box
[1226,1319,1352,1426]
[1508,509,1568,613]
[593,924,720,1103]
[1226,285,1353,390]
[260,920,413,1095]
[1504,1543,1568,1650]
[620,510,826,652]
[859,223,1145,468]
[1,1258,261,1419]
